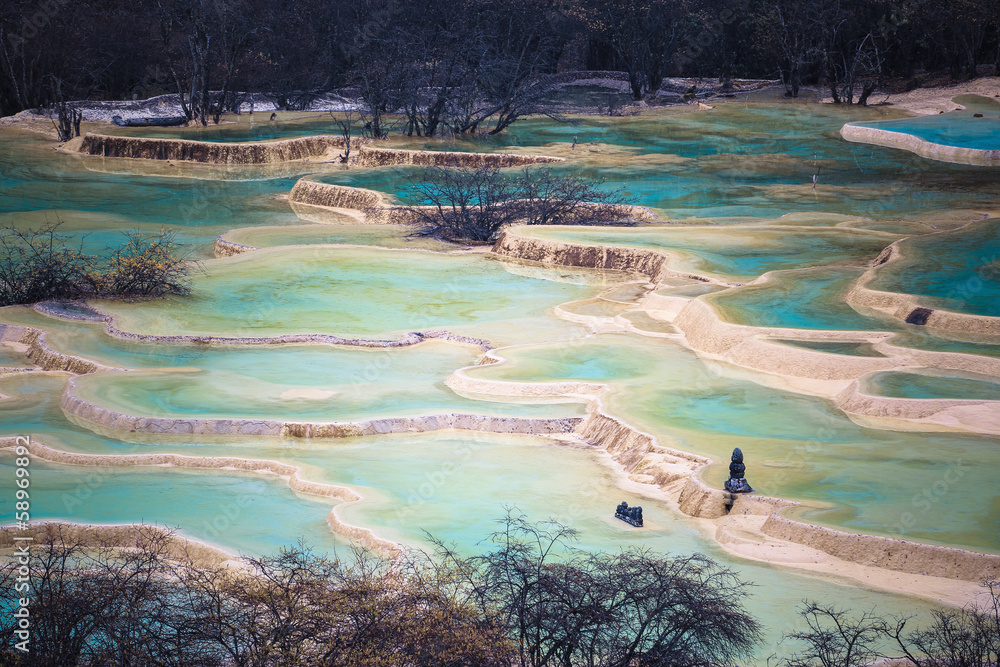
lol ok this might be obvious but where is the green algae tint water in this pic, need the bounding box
[3,101,1000,664]
[466,333,1000,553]
[91,246,601,342]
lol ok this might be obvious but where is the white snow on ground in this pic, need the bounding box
[5,92,359,125]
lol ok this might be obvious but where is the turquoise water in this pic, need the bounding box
[223,223,457,252]
[466,333,1000,551]
[71,342,585,421]
[888,331,1000,358]
[870,218,1000,317]
[521,224,893,281]
[708,267,897,330]
[6,101,1000,659]
[101,102,1000,219]
[0,370,946,656]
[0,455,341,556]
[853,95,1000,150]
[92,246,598,341]
[0,133,308,258]
[863,370,1000,401]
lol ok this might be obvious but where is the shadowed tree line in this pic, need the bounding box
[2,515,999,665]
[1,0,998,121]
[0,516,764,667]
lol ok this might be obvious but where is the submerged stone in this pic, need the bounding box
[615,501,644,527]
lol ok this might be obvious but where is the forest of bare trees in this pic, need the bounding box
[3,517,999,666]
[0,517,765,667]
[1,0,998,121]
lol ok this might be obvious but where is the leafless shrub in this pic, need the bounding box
[778,581,1000,667]
[400,165,637,243]
[0,221,194,306]
[0,515,761,666]
[431,510,762,667]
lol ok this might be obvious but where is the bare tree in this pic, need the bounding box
[0,526,212,666]
[431,509,762,667]
[49,76,82,141]
[401,165,637,243]
[777,602,890,667]
[97,229,193,298]
[330,110,357,163]
[574,0,684,100]
[778,582,1000,667]
[765,0,830,98]
[403,164,525,243]
[885,580,1000,667]
[0,220,91,305]
[828,31,887,105]
[517,167,633,226]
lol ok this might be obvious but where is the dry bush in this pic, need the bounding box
[0,515,762,666]
[0,221,193,306]
[400,165,637,243]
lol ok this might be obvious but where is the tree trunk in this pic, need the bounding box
[627,70,642,100]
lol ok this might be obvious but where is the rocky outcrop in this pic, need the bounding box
[77,133,565,168]
[841,123,1000,167]
[287,179,416,224]
[354,146,563,168]
[287,180,651,227]
[581,411,658,472]
[761,513,1000,581]
[578,410,710,488]
[290,179,386,210]
[79,133,346,164]
[492,229,681,282]
[0,322,117,375]
[676,476,790,519]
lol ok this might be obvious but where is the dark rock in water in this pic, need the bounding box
[724,447,754,493]
[615,501,643,527]
[112,115,187,127]
[973,113,984,118]
[905,307,933,325]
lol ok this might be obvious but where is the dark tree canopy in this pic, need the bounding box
[2,0,998,118]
